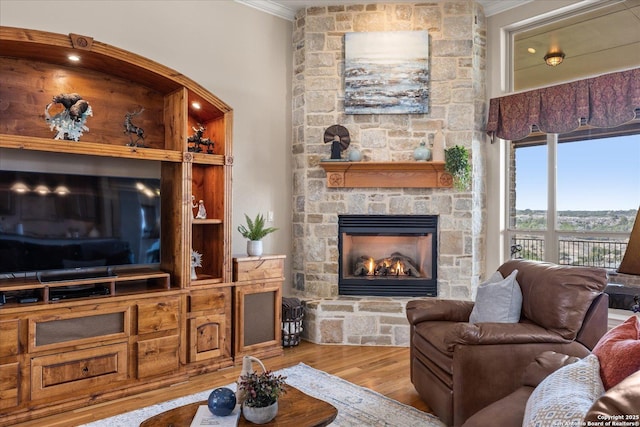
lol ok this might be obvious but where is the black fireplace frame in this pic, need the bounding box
[338,215,438,297]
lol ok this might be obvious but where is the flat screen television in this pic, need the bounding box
[0,169,161,280]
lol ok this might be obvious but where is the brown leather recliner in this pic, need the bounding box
[406,260,609,427]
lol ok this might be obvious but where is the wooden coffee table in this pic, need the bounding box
[139,386,337,427]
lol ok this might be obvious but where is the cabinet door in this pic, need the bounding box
[137,335,179,378]
[31,343,128,400]
[188,314,226,362]
[28,308,129,353]
[234,282,282,360]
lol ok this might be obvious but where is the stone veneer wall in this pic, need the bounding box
[291,2,487,345]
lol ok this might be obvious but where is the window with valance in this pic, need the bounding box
[486,68,640,141]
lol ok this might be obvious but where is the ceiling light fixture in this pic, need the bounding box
[544,51,565,67]
[54,185,70,195]
[34,184,50,195]
[11,182,29,193]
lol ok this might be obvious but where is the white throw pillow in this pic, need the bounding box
[469,269,522,323]
[522,354,604,427]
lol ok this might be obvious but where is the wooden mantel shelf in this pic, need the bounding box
[319,161,453,188]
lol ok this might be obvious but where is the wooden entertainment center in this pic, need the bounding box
[0,26,283,424]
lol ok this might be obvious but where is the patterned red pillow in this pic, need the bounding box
[593,316,640,390]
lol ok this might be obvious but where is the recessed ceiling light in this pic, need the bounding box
[192,102,201,110]
[68,54,81,62]
[527,47,536,54]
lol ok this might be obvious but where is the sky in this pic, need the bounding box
[515,134,640,211]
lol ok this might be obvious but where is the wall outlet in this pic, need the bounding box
[267,211,274,222]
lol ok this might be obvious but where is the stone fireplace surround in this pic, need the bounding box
[290,3,487,346]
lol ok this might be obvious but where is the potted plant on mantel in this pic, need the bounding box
[238,370,287,424]
[237,213,278,257]
[444,145,471,191]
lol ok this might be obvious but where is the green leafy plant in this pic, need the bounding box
[444,145,471,191]
[238,371,287,408]
[237,213,278,241]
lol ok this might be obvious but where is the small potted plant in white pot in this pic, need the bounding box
[238,370,287,424]
[237,213,278,257]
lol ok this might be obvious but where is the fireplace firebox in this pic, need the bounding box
[338,215,437,297]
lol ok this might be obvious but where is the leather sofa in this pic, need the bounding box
[461,350,640,427]
[406,260,609,427]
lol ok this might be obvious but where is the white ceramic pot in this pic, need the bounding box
[247,240,263,256]
[242,401,278,424]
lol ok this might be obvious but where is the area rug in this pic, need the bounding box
[79,362,445,427]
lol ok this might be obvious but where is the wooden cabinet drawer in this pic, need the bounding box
[137,335,179,378]
[138,297,179,335]
[189,288,229,313]
[233,255,285,282]
[0,319,20,357]
[31,343,128,400]
[0,362,20,410]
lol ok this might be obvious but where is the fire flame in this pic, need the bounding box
[395,260,404,275]
[367,258,375,274]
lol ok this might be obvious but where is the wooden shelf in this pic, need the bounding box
[192,218,223,225]
[319,161,453,188]
[0,134,184,162]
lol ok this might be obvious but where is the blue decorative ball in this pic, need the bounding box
[208,387,236,416]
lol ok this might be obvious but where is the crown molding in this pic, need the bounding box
[234,0,535,21]
[234,0,297,21]
[480,0,534,17]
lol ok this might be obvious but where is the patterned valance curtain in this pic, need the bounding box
[486,68,640,141]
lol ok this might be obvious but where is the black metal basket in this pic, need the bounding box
[282,297,304,347]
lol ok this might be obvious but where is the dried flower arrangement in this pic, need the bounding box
[238,370,287,408]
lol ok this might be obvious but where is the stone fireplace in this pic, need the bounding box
[338,215,437,297]
[291,3,488,345]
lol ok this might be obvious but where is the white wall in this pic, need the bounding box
[0,0,294,291]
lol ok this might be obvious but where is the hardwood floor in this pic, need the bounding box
[12,341,432,427]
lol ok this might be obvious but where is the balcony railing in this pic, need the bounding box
[511,237,628,269]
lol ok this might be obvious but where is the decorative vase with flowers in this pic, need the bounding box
[238,369,287,424]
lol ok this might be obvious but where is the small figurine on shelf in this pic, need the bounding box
[191,249,203,280]
[123,108,145,147]
[187,124,214,154]
[192,195,207,219]
[44,93,93,141]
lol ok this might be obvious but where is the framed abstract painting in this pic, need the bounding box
[344,31,430,115]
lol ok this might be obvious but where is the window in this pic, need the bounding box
[508,129,640,269]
